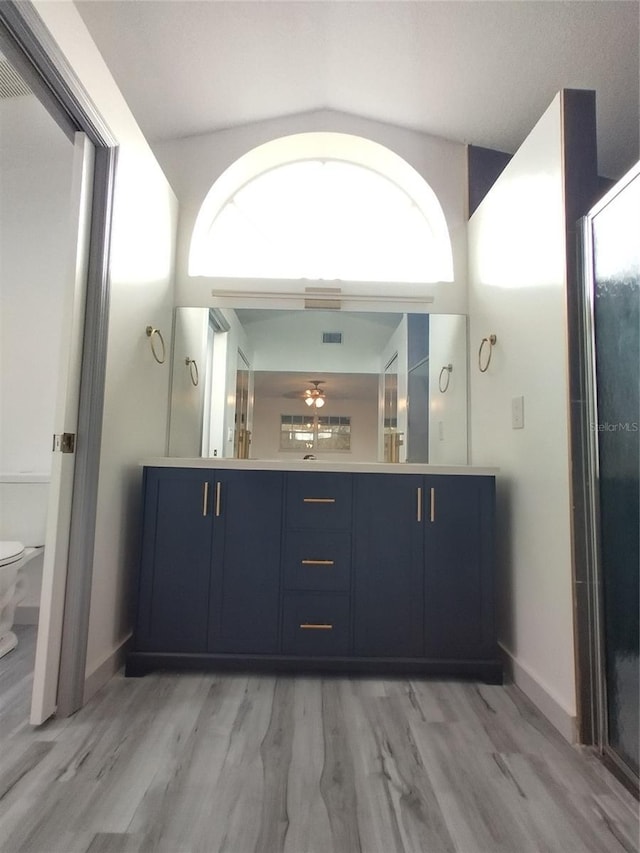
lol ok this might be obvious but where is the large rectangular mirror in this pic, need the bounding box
[168,307,468,464]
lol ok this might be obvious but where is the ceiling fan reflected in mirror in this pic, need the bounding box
[304,380,326,408]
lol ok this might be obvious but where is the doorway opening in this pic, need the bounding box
[0,53,76,707]
[0,3,116,724]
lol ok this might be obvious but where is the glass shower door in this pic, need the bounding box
[590,166,639,782]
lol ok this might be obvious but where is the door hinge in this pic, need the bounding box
[53,433,76,454]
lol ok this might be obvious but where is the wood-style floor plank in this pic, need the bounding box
[84,833,143,853]
[0,630,637,853]
[283,678,333,853]
[339,679,406,853]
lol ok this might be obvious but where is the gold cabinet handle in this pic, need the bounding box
[430,487,435,522]
[301,559,335,566]
[417,487,422,522]
[299,623,333,630]
[215,481,221,517]
[202,482,209,517]
[303,498,336,504]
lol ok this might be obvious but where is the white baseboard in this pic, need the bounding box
[14,605,39,625]
[83,635,132,705]
[500,642,577,743]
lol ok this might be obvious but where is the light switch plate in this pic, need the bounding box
[512,396,525,429]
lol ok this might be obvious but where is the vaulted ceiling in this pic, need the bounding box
[75,1,639,179]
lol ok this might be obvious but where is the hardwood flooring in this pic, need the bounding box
[1,626,638,853]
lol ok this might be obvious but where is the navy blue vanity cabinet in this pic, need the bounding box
[282,472,352,655]
[135,467,214,652]
[208,470,283,654]
[134,467,282,657]
[353,474,424,657]
[130,467,500,681]
[423,475,496,660]
[353,472,497,668]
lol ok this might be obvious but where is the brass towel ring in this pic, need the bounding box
[439,364,453,393]
[478,334,497,373]
[146,326,166,364]
[185,357,199,387]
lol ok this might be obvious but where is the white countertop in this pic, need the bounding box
[140,458,499,476]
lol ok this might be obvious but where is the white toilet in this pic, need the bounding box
[0,474,49,658]
[0,541,26,657]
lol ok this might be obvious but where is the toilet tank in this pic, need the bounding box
[0,474,50,546]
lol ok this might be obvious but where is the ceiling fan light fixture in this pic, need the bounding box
[303,380,326,408]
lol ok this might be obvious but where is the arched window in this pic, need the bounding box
[189,133,454,284]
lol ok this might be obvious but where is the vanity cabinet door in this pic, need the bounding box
[209,470,283,654]
[353,474,424,657]
[423,475,496,659]
[136,468,214,653]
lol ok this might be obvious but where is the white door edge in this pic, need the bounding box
[30,132,95,726]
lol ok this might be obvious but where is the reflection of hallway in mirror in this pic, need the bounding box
[407,314,429,462]
[234,349,251,458]
[167,309,469,464]
[383,354,401,462]
[252,372,378,462]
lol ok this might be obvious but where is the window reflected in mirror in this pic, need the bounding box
[280,415,351,453]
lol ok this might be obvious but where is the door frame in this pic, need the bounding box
[0,1,117,718]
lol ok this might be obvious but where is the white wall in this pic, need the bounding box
[153,109,468,314]
[251,385,378,463]
[468,95,576,739]
[168,307,209,456]
[0,96,72,475]
[34,1,178,693]
[428,314,468,464]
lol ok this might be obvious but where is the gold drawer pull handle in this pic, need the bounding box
[301,559,335,566]
[303,498,336,503]
[202,482,209,517]
[299,623,333,630]
[215,482,221,517]
[430,487,435,523]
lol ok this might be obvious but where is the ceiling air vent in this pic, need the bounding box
[322,332,343,344]
[0,60,32,99]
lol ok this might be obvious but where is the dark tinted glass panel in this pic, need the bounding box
[592,172,639,776]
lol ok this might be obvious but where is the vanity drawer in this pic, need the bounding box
[284,530,351,592]
[285,472,352,530]
[282,593,350,656]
